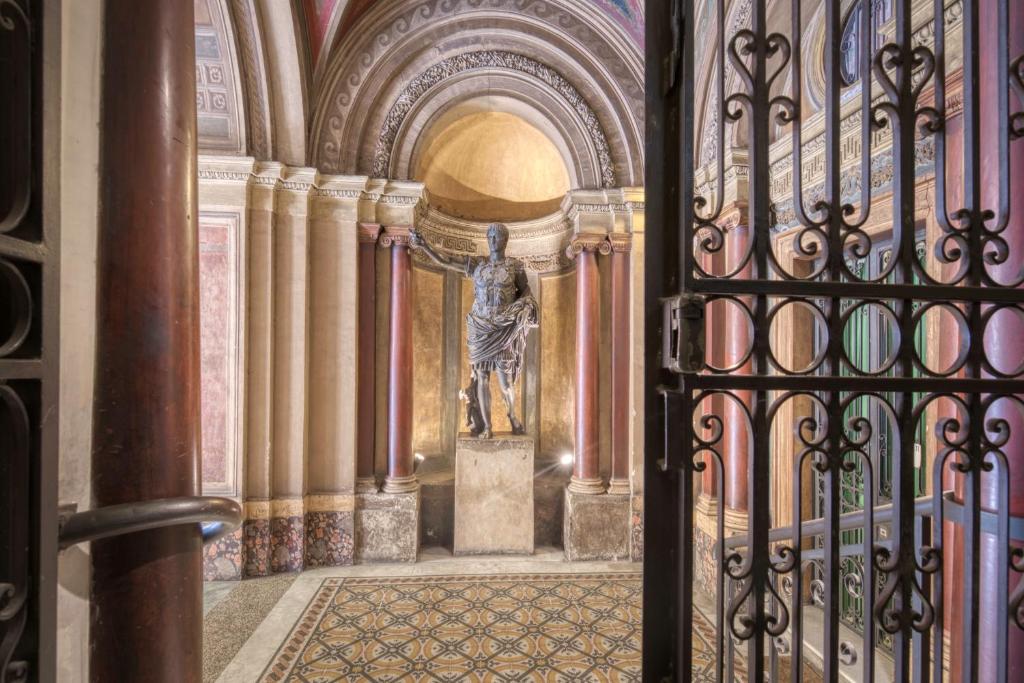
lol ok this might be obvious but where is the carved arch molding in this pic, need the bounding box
[310,0,644,186]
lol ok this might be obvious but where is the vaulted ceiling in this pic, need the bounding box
[195,0,645,184]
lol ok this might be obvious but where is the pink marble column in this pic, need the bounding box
[976,0,1024,678]
[567,234,610,494]
[607,233,632,495]
[356,223,381,493]
[722,223,752,513]
[380,226,418,494]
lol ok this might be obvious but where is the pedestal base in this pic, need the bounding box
[454,435,535,555]
[354,490,419,563]
[563,488,630,561]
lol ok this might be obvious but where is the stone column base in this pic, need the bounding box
[382,474,418,494]
[567,476,605,495]
[355,476,379,494]
[563,488,631,561]
[354,490,420,563]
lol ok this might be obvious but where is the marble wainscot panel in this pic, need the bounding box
[204,526,243,581]
[354,490,420,563]
[270,499,305,573]
[303,494,355,568]
[630,494,643,562]
[244,501,273,577]
[454,435,535,555]
[563,489,631,561]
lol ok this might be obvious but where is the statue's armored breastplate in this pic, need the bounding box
[472,260,517,314]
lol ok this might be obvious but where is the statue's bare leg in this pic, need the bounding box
[497,370,524,434]
[475,368,493,439]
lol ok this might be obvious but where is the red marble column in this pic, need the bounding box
[607,233,632,495]
[91,2,202,681]
[381,226,418,494]
[976,0,1024,678]
[567,234,609,494]
[700,233,721,497]
[356,223,381,493]
[722,223,752,512]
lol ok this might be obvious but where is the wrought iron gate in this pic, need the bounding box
[643,0,1024,680]
[1,0,59,681]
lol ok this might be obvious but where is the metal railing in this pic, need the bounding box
[58,496,242,550]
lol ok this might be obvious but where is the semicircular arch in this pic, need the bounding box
[310,0,643,186]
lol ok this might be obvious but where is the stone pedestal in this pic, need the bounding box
[563,489,630,561]
[454,436,535,555]
[354,491,419,563]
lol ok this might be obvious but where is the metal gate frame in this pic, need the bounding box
[1,0,60,681]
[643,0,1024,680]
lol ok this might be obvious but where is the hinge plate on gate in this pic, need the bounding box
[661,293,706,374]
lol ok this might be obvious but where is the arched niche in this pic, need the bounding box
[413,109,571,222]
[309,0,643,186]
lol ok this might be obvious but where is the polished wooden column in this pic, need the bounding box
[356,223,381,492]
[607,233,632,495]
[91,2,201,681]
[381,226,418,493]
[567,234,608,494]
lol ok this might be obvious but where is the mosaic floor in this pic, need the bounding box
[258,573,643,682]
[251,572,742,682]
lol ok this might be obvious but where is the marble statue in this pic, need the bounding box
[409,223,538,439]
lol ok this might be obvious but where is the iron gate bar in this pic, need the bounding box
[685,375,1024,393]
[685,279,1024,303]
[723,493,1024,550]
[646,0,1024,680]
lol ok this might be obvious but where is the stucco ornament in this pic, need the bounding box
[409,223,538,439]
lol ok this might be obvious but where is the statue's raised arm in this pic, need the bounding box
[408,228,471,274]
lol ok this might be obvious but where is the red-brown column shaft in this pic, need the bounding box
[607,234,632,495]
[91,2,201,681]
[356,224,380,492]
[976,1,1024,678]
[568,235,607,494]
[701,235,720,496]
[382,227,417,493]
[723,223,752,511]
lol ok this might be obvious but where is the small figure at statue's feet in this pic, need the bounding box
[509,415,525,435]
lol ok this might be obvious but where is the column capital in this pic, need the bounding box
[379,225,412,247]
[358,222,382,243]
[607,232,632,253]
[566,232,612,259]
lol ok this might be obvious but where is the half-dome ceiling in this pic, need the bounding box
[415,112,571,222]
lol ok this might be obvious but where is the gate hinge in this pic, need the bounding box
[661,293,706,374]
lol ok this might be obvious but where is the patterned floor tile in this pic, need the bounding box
[255,572,747,682]
[261,573,647,682]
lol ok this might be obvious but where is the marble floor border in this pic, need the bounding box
[214,546,642,682]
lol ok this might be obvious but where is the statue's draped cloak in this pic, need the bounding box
[465,257,538,384]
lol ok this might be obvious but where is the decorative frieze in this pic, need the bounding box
[371,50,616,187]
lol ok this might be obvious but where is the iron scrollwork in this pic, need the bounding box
[659,0,1024,680]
